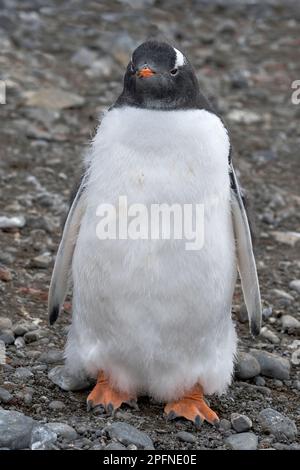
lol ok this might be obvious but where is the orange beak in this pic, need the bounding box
[137,67,155,78]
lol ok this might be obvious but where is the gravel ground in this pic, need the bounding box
[0,0,299,451]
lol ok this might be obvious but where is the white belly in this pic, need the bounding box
[66,107,237,400]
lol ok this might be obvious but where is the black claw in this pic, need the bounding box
[127,399,139,411]
[87,400,93,412]
[194,415,203,429]
[166,410,178,422]
[106,403,114,416]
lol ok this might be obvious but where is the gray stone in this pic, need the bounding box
[0,387,13,403]
[39,349,63,364]
[46,422,77,442]
[251,350,290,380]
[260,327,280,344]
[231,413,252,432]
[13,367,34,381]
[237,303,248,323]
[291,349,300,366]
[0,216,26,229]
[271,289,294,303]
[13,322,31,336]
[235,352,261,379]
[176,431,196,443]
[271,231,300,247]
[289,280,300,294]
[31,253,52,269]
[105,442,126,450]
[30,425,57,450]
[0,317,12,330]
[49,400,66,411]
[71,47,98,67]
[258,408,297,442]
[225,432,258,450]
[24,329,47,343]
[0,409,35,449]
[24,88,85,110]
[14,337,25,349]
[48,366,91,391]
[262,307,273,320]
[0,331,15,345]
[218,419,231,432]
[281,315,300,333]
[104,422,154,450]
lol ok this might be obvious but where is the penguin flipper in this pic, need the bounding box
[48,177,87,325]
[230,164,262,336]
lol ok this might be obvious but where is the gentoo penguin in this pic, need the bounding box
[48,40,262,427]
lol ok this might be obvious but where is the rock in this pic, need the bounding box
[0,317,12,331]
[251,150,277,164]
[227,109,262,125]
[104,422,154,450]
[0,331,15,345]
[281,315,300,333]
[14,337,25,349]
[262,307,273,320]
[71,47,98,67]
[49,400,66,411]
[231,413,252,433]
[254,376,266,387]
[0,340,6,364]
[225,432,258,450]
[260,327,280,344]
[176,431,196,443]
[289,280,300,294]
[24,330,47,343]
[218,419,231,432]
[258,408,297,442]
[30,425,57,450]
[271,231,300,247]
[0,215,26,229]
[24,88,85,110]
[251,350,290,380]
[39,349,63,364]
[46,422,77,442]
[0,387,13,403]
[31,253,52,269]
[105,442,126,450]
[13,367,34,381]
[48,366,91,391]
[291,349,300,366]
[271,289,294,303]
[0,265,12,282]
[235,352,261,379]
[0,409,35,449]
[13,322,34,336]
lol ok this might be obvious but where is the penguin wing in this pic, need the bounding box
[230,163,262,336]
[48,176,87,325]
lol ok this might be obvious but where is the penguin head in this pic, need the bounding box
[115,40,205,110]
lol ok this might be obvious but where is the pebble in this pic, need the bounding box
[0,409,35,449]
[235,352,261,379]
[254,376,266,387]
[46,422,77,441]
[104,422,154,450]
[258,408,297,442]
[271,231,300,247]
[0,215,26,229]
[0,331,15,345]
[271,289,294,304]
[250,350,290,380]
[236,303,248,323]
[289,280,300,294]
[24,330,47,343]
[24,88,85,110]
[71,47,98,67]
[176,431,197,443]
[14,337,25,349]
[260,327,280,344]
[225,432,258,450]
[39,349,64,364]
[30,425,57,450]
[0,387,13,403]
[13,322,32,336]
[0,265,12,282]
[31,253,52,269]
[13,367,34,381]
[48,366,91,391]
[227,109,262,125]
[0,317,13,331]
[291,349,300,366]
[281,315,300,333]
[230,413,252,433]
[104,442,126,450]
[262,307,273,320]
[49,400,66,411]
[218,419,231,432]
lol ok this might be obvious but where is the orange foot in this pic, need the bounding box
[87,371,137,416]
[164,384,219,428]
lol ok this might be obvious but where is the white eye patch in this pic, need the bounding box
[173,48,185,67]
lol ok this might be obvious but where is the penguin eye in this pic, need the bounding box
[170,68,178,76]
